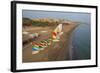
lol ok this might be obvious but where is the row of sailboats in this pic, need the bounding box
[32,24,63,54]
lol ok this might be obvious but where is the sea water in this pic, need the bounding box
[72,23,91,60]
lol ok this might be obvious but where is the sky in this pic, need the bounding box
[22,10,91,24]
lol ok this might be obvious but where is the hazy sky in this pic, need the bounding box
[22,10,91,24]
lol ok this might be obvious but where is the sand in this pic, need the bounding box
[22,23,79,63]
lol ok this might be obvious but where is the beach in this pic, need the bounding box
[22,23,79,63]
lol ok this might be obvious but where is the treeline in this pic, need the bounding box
[23,18,65,27]
[23,18,32,26]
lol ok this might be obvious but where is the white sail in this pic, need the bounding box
[52,24,63,41]
[54,24,62,33]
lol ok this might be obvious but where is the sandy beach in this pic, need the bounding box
[22,23,79,63]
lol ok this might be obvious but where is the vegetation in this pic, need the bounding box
[23,18,66,27]
[23,18,32,26]
[32,21,49,26]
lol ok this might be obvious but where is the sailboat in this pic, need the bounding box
[52,24,63,42]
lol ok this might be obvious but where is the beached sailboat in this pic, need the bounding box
[31,39,51,54]
[52,24,63,42]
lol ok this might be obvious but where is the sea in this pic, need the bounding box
[71,23,91,60]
